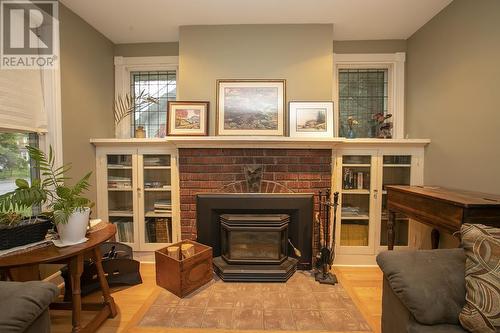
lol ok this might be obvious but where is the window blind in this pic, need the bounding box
[0,68,47,133]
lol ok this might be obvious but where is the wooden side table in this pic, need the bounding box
[386,185,500,250]
[0,223,118,333]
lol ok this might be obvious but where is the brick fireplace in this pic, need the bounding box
[178,148,332,263]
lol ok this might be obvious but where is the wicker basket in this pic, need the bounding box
[0,218,52,250]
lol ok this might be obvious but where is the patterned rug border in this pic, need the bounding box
[125,272,374,333]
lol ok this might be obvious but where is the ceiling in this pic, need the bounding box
[60,0,453,44]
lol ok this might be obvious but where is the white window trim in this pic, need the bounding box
[114,56,179,138]
[40,67,63,167]
[37,12,62,168]
[333,52,406,139]
[40,20,63,211]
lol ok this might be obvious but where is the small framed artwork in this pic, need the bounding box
[216,79,286,136]
[167,101,209,136]
[288,101,334,138]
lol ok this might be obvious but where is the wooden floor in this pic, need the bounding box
[50,264,383,333]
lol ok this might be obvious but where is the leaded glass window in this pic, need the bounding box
[131,71,176,138]
[338,68,388,138]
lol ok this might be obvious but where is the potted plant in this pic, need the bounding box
[114,90,158,138]
[51,175,93,244]
[370,113,393,138]
[0,172,53,249]
[0,146,94,246]
[0,211,52,250]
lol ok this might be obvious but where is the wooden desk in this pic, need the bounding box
[386,186,500,250]
[0,224,117,333]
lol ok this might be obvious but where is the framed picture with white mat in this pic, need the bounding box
[288,101,334,138]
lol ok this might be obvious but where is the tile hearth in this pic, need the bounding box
[138,271,372,331]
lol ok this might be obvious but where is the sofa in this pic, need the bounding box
[377,248,468,333]
[0,281,59,333]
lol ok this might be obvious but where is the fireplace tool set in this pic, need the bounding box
[314,190,339,285]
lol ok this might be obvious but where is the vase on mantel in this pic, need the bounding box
[347,128,356,139]
[135,126,146,138]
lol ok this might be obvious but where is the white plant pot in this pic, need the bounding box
[57,207,90,245]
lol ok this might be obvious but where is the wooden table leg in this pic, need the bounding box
[431,228,440,249]
[69,254,84,333]
[387,211,396,250]
[93,246,117,318]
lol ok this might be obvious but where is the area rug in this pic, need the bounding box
[132,271,372,332]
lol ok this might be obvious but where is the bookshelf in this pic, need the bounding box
[334,148,424,263]
[96,146,180,251]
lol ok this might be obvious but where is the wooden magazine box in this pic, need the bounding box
[155,240,213,298]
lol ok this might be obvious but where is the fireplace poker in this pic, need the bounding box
[325,189,330,254]
[318,190,323,248]
[314,190,339,285]
[328,192,339,264]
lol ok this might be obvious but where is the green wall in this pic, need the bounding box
[406,0,500,248]
[178,24,334,134]
[406,0,500,195]
[333,39,406,54]
[113,40,408,57]
[59,5,407,208]
[111,37,407,137]
[60,4,115,208]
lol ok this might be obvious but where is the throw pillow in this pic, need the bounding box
[459,223,500,333]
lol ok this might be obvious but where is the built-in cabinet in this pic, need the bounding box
[92,138,428,264]
[333,148,424,265]
[95,146,181,251]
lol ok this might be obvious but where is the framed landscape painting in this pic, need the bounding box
[216,79,286,136]
[288,101,334,138]
[167,101,209,136]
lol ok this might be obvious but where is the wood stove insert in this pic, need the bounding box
[196,193,314,273]
[221,214,288,264]
[213,214,298,281]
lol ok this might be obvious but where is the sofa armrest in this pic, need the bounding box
[0,281,59,332]
[382,276,414,333]
[376,249,466,326]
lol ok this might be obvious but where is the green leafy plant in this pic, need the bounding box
[0,146,93,225]
[52,172,93,225]
[0,178,47,213]
[0,212,24,226]
[114,90,159,125]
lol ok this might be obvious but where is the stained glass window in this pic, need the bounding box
[338,69,388,138]
[130,71,176,138]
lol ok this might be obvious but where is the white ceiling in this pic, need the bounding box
[60,0,452,44]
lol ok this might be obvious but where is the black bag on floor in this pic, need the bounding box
[60,242,142,301]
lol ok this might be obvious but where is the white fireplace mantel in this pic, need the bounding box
[90,137,430,149]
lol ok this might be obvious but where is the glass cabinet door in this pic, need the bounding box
[380,155,411,247]
[106,154,134,243]
[141,154,173,246]
[340,155,372,247]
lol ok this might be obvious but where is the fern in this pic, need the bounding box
[0,146,93,225]
[0,178,47,212]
